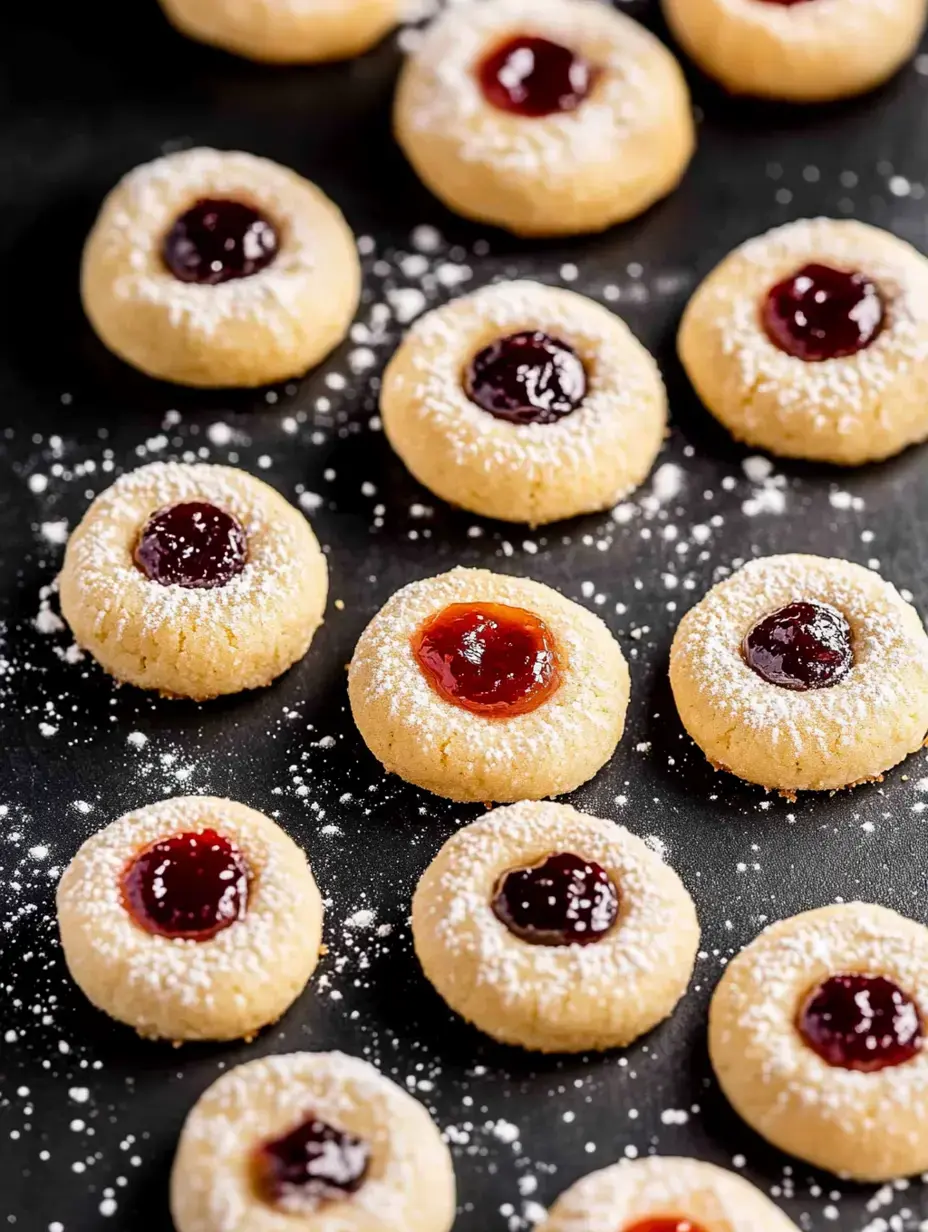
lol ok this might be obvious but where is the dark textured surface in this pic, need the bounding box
[2,2,928,1229]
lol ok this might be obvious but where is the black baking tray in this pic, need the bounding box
[3,2,928,1228]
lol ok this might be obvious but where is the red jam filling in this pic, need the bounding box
[478,35,596,117]
[162,197,279,284]
[464,331,587,425]
[761,263,885,362]
[134,500,248,590]
[253,1115,371,1210]
[412,602,561,717]
[742,601,852,691]
[122,829,249,941]
[624,1222,711,1232]
[798,973,923,1072]
[492,852,619,946]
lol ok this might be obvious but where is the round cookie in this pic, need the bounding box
[159,0,399,63]
[412,801,699,1053]
[59,460,328,701]
[56,796,323,1042]
[394,0,695,237]
[81,147,360,387]
[709,903,928,1181]
[663,0,926,102]
[170,1051,456,1232]
[381,281,667,525]
[669,554,928,794]
[678,217,928,465]
[541,1156,799,1230]
[348,567,629,802]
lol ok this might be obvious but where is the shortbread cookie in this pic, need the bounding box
[159,0,399,62]
[394,0,695,237]
[381,281,666,525]
[170,1051,456,1232]
[669,554,928,793]
[412,802,699,1053]
[82,148,360,387]
[56,797,323,1042]
[59,461,328,700]
[664,0,926,102]
[541,1156,799,1230]
[710,903,928,1181]
[348,568,629,802]
[678,218,928,465]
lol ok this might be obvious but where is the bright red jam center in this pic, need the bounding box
[798,974,923,1072]
[412,602,560,717]
[761,262,885,361]
[254,1115,371,1210]
[464,331,587,425]
[492,852,619,946]
[742,601,852,691]
[624,1221,710,1232]
[478,35,595,117]
[122,829,249,941]
[134,500,248,590]
[162,197,279,284]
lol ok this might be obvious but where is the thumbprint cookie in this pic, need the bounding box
[669,554,928,794]
[56,797,323,1043]
[663,0,927,102]
[394,0,695,237]
[348,567,629,802]
[170,1051,456,1232]
[709,903,928,1180]
[540,1156,799,1231]
[381,281,667,525]
[412,801,699,1053]
[678,218,928,465]
[59,461,328,700]
[81,147,360,387]
[159,0,400,63]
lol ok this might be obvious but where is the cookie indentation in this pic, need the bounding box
[254,1115,371,1211]
[798,973,923,1072]
[742,600,852,691]
[134,500,248,590]
[492,851,618,946]
[478,34,595,117]
[163,197,279,284]
[464,330,587,425]
[762,263,885,362]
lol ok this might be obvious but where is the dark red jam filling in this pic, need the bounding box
[162,198,279,284]
[754,0,817,5]
[742,601,852,691]
[492,852,619,946]
[253,1115,371,1210]
[412,602,561,717]
[122,829,249,942]
[464,330,587,425]
[134,501,248,590]
[624,1222,711,1232]
[761,262,885,362]
[798,973,923,1072]
[477,34,596,117]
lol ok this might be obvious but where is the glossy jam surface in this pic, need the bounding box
[762,262,885,361]
[122,829,249,941]
[412,602,561,717]
[134,501,248,590]
[254,1115,371,1210]
[624,1221,710,1232]
[464,331,587,425]
[478,35,595,117]
[492,852,619,946]
[162,197,279,284]
[742,601,852,691]
[798,973,923,1072]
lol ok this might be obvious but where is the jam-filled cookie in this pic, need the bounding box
[394,0,695,237]
[56,797,323,1043]
[59,461,328,701]
[159,0,399,63]
[412,802,699,1053]
[669,554,928,794]
[678,218,928,465]
[170,1051,456,1232]
[348,568,629,802]
[710,903,928,1181]
[664,0,927,102]
[81,148,360,387]
[382,281,666,525]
